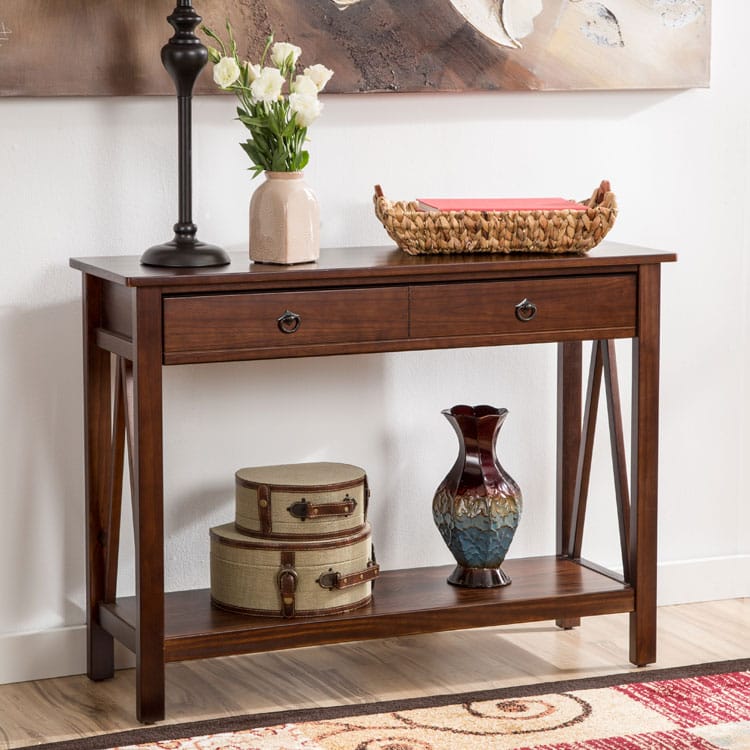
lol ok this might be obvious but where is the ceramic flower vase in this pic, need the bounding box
[432,405,523,588]
[249,171,320,264]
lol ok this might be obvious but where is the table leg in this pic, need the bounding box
[629,264,660,666]
[132,288,166,722]
[83,275,115,680]
[556,341,582,629]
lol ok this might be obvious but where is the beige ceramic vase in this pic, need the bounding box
[249,171,320,264]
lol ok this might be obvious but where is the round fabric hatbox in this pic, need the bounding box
[235,462,367,539]
[210,522,378,618]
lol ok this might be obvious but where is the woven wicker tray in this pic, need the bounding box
[373,180,618,256]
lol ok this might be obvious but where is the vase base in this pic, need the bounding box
[250,256,318,266]
[447,565,511,588]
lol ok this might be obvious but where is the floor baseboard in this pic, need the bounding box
[0,625,134,685]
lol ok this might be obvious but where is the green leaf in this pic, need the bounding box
[282,118,297,138]
[237,112,267,129]
[271,146,287,172]
[254,127,276,146]
[266,113,282,137]
[201,25,227,57]
[240,139,267,169]
[239,140,257,159]
[226,19,238,59]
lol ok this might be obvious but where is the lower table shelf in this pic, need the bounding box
[100,556,633,663]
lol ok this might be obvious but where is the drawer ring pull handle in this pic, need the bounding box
[515,298,537,322]
[277,310,301,334]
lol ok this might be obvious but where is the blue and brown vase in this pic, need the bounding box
[432,405,522,588]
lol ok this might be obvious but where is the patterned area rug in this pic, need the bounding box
[35,659,750,750]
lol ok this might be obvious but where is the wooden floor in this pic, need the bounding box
[1,598,748,748]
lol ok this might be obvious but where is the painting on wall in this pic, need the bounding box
[0,1,710,97]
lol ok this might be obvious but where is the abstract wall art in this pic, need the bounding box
[0,1,710,96]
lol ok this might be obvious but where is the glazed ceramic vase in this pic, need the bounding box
[432,405,523,588]
[249,171,320,264]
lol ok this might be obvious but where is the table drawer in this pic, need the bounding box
[163,287,410,356]
[410,274,636,339]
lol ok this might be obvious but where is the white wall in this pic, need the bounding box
[1,2,748,685]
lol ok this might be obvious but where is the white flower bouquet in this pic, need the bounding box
[203,23,333,178]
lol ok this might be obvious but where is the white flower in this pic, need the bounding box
[271,42,302,69]
[303,64,334,91]
[291,74,319,97]
[289,92,323,127]
[213,56,241,89]
[250,66,285,103]
[245,62,262,82]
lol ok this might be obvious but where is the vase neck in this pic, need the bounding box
[444,410,507,477]
[265,171,304,180]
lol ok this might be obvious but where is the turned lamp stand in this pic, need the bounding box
[141,0,229,268]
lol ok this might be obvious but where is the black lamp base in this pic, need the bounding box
[142,2,230,270]
[140,239,231,267]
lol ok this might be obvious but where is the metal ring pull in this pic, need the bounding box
[277,310,301,334]
[514,298,538,322]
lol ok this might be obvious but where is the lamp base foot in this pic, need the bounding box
[140,239,231,268]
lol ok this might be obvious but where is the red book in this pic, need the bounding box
[416,197,588,212]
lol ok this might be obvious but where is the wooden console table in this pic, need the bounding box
[71,242,675,722]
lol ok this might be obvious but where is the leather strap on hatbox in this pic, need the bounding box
[257,484,272,535]
[286,494,358,521]
[277,549,297,618]
[317,562,380,591]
